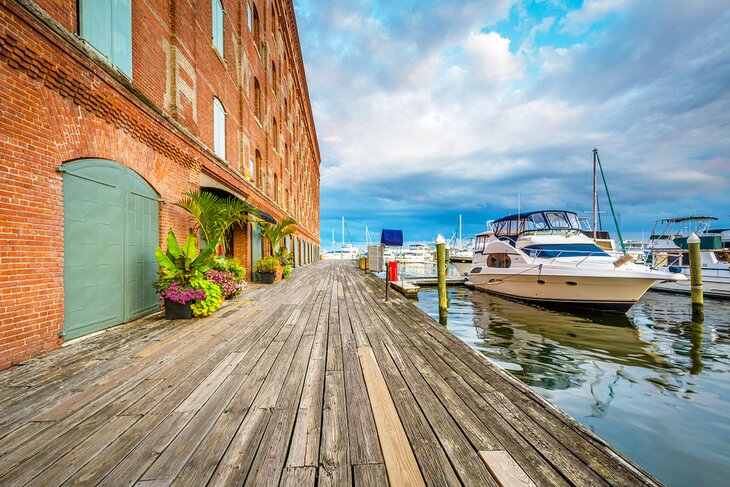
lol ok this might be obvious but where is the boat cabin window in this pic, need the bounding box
[487,253,511,268]
[523,244,609,258]
[475,236,486,253]
[545,212,571,229]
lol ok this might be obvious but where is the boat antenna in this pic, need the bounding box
[517,193,521,233]
[596,150,627,254]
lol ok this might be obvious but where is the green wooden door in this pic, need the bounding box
[62,159,159,340]
[251,225,262,280]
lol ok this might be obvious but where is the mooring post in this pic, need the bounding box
[436,234,448,325]
[688,232,703,320]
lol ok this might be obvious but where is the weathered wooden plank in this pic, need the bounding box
[353,463,389,487]
[319,370,350,487]
[22,415,139,487]
[207,408,271,486]
[342,331,383,465]
[357,346,425,487]
[287,291,330,468]
[280,466,317,486]
[479,450,537,487]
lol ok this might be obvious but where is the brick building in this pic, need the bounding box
[0,0,321,369]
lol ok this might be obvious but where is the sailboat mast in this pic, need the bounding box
[593,148,598,240]
[459,215,462,249]
[331,229,335,252]
[341,216,345,247]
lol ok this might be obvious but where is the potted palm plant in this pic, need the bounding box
[257,217,298,282]
[173,190,258,256]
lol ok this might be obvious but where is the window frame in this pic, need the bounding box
[212,0,225,59]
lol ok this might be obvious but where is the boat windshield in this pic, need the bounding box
[491,210,582,238]
[522,244,609,258]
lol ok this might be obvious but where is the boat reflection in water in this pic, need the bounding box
[456,290,669,391]
[416,286,730,486]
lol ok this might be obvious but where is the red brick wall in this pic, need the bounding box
[0,0,321,369]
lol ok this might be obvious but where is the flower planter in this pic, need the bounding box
[259,272,276,284]
[274,265,284,282]
[164,298,193,319]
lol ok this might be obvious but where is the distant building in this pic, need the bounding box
[0,0,321,369]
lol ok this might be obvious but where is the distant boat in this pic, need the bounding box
[398,244,434,264]
[322,217,359,260]
[466,210,684,313]
[450,214,473,263]
[646,216,730,298]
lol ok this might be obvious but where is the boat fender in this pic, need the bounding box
[613,254,635,268]
[668,265,683,273]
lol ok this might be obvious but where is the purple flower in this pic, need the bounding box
[159,281,206,304]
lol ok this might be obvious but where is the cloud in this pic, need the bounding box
[294,0,730,241]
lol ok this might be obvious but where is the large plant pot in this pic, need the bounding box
[164,298,192,319]
[274,265,284,282]
[259,272,275,284]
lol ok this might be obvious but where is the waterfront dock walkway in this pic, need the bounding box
[0,261,658,486]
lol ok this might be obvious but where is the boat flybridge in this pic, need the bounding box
[466,210,685,313]
[646,216,730,298]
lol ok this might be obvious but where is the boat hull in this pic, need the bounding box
[468,273,658,313]
[651,277,730,299]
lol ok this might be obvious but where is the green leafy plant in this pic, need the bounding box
[173,190,258,254]
[282,265,292,279]
[253,256,279,274]
[257,218,297,262]
[155,229,217,285]
[190,277,224,317]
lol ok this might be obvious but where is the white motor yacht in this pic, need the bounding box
[466,210,685,313]
[646,216,730,299]
[398,244,434,264]
[322,243,360,260]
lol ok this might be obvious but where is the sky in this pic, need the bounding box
[293,0,730,248]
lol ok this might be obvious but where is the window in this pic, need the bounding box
[252,4,262,53]
[213,97,226,159]
[274,173,279,202]
[254,78,262,121]
[247,2,253,31]
[272,117,278,152]
[249,157,255,180]
[79,0,132,78]
[487,254,511,268]
[212,0,224,57]
[255,150,262,187]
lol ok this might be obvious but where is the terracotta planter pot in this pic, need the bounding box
[164,298,192,319]
[274,265,284,282]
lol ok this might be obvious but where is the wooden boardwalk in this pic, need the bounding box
[0,261,660,486]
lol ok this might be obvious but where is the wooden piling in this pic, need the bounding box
[435,235,447,325]
[688,232,704,320]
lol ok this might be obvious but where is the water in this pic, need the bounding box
[415,285,730,486]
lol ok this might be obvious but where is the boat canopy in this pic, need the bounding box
[491,210,582,238]
[658,216,718,223]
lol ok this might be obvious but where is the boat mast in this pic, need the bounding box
[459,215,462,249]
[331,229,335,252]
[341,216,345,248]
[593,148,598,240]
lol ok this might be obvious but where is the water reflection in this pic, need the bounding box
[415,287,730,487]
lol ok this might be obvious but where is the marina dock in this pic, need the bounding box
[0,261,659,486]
